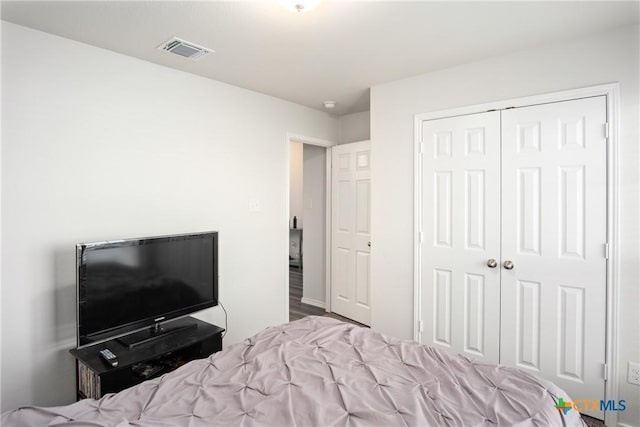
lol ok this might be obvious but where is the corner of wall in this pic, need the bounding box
[338,111,371,144]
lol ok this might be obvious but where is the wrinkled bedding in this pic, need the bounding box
[2,316,583,426]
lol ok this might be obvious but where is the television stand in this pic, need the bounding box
[118,321,198,348]
[69,317,224,400]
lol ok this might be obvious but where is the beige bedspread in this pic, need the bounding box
[2,316,584,426]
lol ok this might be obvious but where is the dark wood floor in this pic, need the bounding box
[581,415,604,427]
[289,267,365,326]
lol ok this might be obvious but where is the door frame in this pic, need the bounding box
[413,83,620,426]
[285,133,336,321]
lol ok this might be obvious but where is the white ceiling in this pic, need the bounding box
[2,1,638,115]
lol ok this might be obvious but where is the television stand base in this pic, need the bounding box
[70,317,224,400]
[118,320,198,348]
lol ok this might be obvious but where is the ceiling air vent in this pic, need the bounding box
[157,37,213,61]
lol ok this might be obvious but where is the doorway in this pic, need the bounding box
[285,134,368,327]
[288,140,329,321]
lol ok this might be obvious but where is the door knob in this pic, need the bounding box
[487,259,498,268]
[503,260,514,270]
[367,241,371,247]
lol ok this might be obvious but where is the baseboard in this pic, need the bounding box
[301,297,326,309]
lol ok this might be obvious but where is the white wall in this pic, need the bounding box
[0,22,338,411]
[302,144,326,306]
[289,141,304,228]
[0,20,3,408]
[338,110,370,144]
[371,24,639,426]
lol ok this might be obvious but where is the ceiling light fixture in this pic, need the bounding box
[280,0,321,13]
[323,101,336,109]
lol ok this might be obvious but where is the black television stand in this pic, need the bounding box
[118,320,198,348]
[69,317,224,400]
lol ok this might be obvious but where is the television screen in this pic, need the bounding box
[77,232,218,346]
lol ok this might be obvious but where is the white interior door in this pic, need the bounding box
[331,140,371,325]
[420,112,501,363]
[419,95,608,419]
[500,96,607,418]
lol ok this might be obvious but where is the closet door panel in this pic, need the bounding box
[500,96,607,418]
[420,111,501,363]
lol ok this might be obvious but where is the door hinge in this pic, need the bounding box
[419,141,426,154]
[604,243,610,260]
[602,363,608,380]
[604,122,610,139]
[418,231,424,244]
[418,320,424,334]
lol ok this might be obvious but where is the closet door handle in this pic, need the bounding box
[487,259,498,268]
[503,260,514,270]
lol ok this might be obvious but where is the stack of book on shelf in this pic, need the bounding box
[77,361,101,399]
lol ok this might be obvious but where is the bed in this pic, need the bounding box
[2,316,584,426]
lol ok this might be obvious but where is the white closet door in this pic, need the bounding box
[421,111,501,363]
[331,140,371,325]
[500,96,607,417]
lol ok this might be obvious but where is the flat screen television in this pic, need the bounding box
[76,231,218,347]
